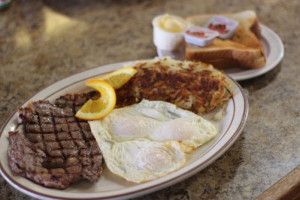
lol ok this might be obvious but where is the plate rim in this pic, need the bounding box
[226,23,284,81]
[0,61,249,200]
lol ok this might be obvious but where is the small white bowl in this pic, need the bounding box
[152,14,187,51]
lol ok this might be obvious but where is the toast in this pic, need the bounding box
[185,10,266,69]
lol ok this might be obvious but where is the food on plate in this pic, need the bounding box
[98,67,137,89]
[185,10,266,69]
[89,100,217,182]
[89,100,217,153]
[152,14,187,51]
[8,93,103,189]
[76,79,116,120]
[6,57,233,187]
[116,57,233,114]
[91,138,185,183]
[76,67,138,120]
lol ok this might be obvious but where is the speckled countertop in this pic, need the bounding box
[0,0,299,199]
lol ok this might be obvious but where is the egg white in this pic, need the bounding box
[88,100,217,183]
[90,138,186,183]
[90,100,217,153]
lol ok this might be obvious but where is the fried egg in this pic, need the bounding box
[89,100,217,183]
[92,139,185,183]
[89,100,217,153]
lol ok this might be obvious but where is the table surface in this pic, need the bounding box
[0,0,299,199]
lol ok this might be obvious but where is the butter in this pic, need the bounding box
[159,14,186,33]
[152,14,187,51]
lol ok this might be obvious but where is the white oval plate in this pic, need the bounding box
[0,61,248,200]
[157,24,284,81]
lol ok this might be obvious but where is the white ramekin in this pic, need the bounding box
[152,15,187,51]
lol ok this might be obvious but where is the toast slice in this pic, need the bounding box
[185,10,266,69]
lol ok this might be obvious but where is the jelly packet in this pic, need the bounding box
[204,15,239,39]
[184,26,219,47]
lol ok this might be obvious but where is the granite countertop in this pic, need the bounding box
[0,0,299,199]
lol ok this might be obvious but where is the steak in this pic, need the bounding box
[8,92,103,189]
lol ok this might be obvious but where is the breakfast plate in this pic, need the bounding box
[0,61,248,200]
[157,24,284,81]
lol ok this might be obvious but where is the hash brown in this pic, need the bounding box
[116,57,233,114]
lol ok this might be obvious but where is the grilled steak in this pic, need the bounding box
[8,92,103,189]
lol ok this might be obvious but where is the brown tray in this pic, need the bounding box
[256,165,300,200]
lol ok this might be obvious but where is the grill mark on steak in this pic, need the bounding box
[8,92,103,189]
[44,109,66,168]
[73,94,97,181]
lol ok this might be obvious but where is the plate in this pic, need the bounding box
[157,24,284,81]
[0,61,248,200]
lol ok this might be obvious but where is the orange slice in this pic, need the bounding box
[75,79,116,120]
[99,67,137,89]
